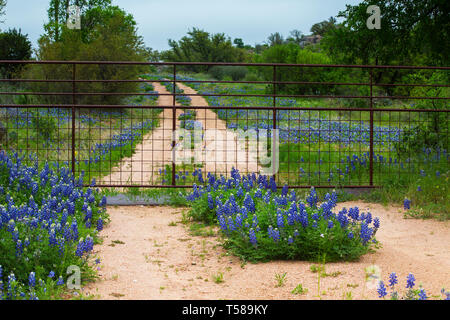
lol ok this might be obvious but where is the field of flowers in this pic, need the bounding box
[0,82,162,185]
[0,151,108,300]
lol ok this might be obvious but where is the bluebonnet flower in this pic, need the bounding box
[28,272,36,288]
[227,216,236,231]
[207,194,215,209]
[418,288,427,300]
[373,217,380,229]
[249,228,257,245]
[347,232,354,239]
[287,236,294,244]
[359,222,373,245]
[388,272,398,287]
[327,220,334,229]
[48,271,55,279]
[406,273,415,288]
[218,215,227,231]
[243,193,255,213]
[235,214,243,228]
[377,281,387,298]
[417,186,422,192]
[306,187,318,208]
[276,212,284,228]
[272,228,280,242]
[281,184,288,197]
[57,276,64,286]
[403,198,411,210]
[100,195,107,207]
[96,217,103,231]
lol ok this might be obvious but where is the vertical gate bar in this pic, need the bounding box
[172,64,176,186]
[369,67,374,186]
[71,63,76,176]
[272,65,277,179]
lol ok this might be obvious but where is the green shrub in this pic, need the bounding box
[186,171,380,263]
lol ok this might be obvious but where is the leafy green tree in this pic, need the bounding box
[255,43,337,95]
[286,29,304,45]
[0,0,6,24]
[322,0,449,66]
[27,5,150,105]
[233,38,244,48]
[0,28,32,78]
[266,32,284,46]
[162,28,246,72]
[310,17,337,36]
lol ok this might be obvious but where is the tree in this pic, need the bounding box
[162,28,246,71]
[286,29,304,45]
[255,43,335,95]
[266,32,284,46]
[29,5,150,105]
[45,0,112,41]
[233,38,244,48]
[0,0,6,24]
[310,17,337,36]
[0,29,32,78]
[321,0,450,66]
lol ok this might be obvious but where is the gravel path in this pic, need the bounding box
[83,201,450,300]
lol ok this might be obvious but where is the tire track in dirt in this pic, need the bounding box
[100,81,261,186]
[99,82,183,186]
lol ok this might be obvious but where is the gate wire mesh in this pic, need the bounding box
[0,60,448,189]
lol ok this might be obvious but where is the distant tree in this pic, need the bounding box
[0,28,32,78]
[254,43,268,54]
[310,17,337,36]
[267,32,284,46]
[0,0,6,24]
[286,29,304,45]
[162,28,246,71]
[233,38,245,48]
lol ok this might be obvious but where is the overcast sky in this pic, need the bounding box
[1,0,362,52]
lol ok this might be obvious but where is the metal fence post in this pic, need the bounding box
[172,64,177,186]
[71,63,76,176]
[272,65,277,179]
[369,68,374,186]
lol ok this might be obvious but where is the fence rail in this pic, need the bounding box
[0,60,448,189]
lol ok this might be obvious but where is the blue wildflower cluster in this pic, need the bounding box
[377,272,450,300]
[0,151,108,300]
[186,167,380,262]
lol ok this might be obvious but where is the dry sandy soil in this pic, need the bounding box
[83,201,450,300]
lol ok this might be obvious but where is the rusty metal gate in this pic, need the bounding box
[0,60,448,188]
